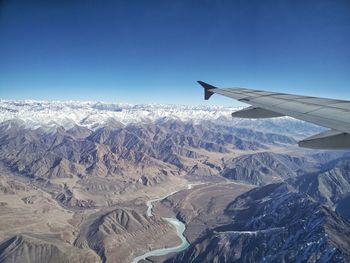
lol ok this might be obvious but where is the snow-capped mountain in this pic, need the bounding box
[0,100,322,139]
[0,100,238,129]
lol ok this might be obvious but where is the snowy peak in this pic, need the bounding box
[0,100,238,129]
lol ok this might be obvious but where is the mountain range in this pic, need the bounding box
[0,100,349,263]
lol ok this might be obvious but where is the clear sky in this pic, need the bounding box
[0,0,349,106]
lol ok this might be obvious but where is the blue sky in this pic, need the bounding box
[0,0,349,106]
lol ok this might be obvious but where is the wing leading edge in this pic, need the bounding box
[198,81,350,149]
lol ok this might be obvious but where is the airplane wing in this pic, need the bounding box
[198,81,350,149]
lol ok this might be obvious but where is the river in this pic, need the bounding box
[131,185,199,263]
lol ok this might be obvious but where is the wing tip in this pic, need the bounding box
[197,81,217,100]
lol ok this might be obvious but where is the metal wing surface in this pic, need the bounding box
[198,81,350,149]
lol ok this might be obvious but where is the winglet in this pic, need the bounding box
[197,81,217,100]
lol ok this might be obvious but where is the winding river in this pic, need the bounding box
[131,185,195,263]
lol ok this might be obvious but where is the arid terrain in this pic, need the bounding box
[0,101,350,263]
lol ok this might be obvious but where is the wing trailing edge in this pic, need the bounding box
[231,106,285,118]
[298,130,350,149]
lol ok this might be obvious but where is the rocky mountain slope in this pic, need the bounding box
[166,183,350,263]
[0,119,296,186]
[0,234,99,263]
[74,208,180,263]
[219,151,338,185]
[288,154,350,218]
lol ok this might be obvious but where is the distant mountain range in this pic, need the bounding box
[0,100,239,128]
[0,100,322,137]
